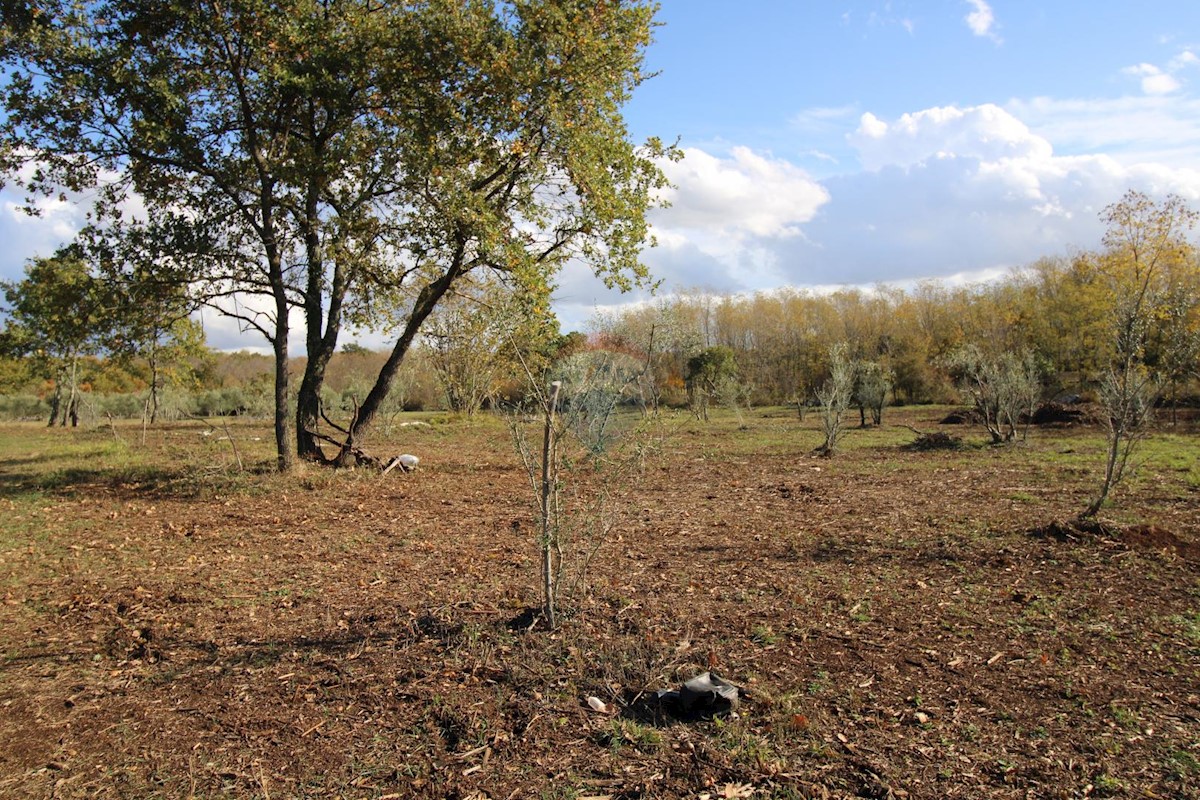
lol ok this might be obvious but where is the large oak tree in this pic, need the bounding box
[1,0,671,469]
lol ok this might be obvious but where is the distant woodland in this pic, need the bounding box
[3,231,1199,426]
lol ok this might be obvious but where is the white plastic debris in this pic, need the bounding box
[382,453,421,476]
[586,696,609,713]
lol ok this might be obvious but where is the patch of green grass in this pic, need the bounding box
[712,715,783,773]
[1164,748,1200,781]
[849,599,872,624]
[1092,772,1127,796]
[750,624,778,645]
[1109,703,1139,730]
[1169,611,1200,645]
[597,718,662,753]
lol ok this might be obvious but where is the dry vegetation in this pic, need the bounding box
[1,407,1198,799]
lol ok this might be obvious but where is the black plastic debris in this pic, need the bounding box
[655,672,741,718]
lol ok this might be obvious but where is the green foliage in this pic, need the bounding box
[853,359,893,426]
[1086,190,1199,518]
[943,345,1041,444]
[816,343,854,455]
[0,355,34,394]
[424,274,558,415]
[686,345,739,421]
[1,246,102,364]
[1,0,673,468]
[0,246,108,425]
[0,394,48,421]
[553,349,644,453]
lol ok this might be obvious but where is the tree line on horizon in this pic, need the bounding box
[4,190,1198,432]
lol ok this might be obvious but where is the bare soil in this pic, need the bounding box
[1,408,1198,799]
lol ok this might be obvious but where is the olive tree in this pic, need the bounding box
[1084,191,1198,518]
[816,343,854,455]
[944,345,1041,444]
[853,359,892,427]
[423,275,557,415]
[685,345,738,422]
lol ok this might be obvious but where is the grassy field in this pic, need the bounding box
[1,407,1198,799]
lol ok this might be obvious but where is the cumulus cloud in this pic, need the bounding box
[0,163,149,287]
[850,105,1052,171]
[556,93,1200,330]
[767,102,1200,287]
[1173,50,1200,69]
[552,148,831,329]
[964,0,1001,43]
[1122,50,1199,96]
[655,147,829,238]
[1124,63,1181,96]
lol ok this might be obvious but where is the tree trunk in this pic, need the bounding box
[336,246,468,465]
[47,377,63,427]
[1084,426,1121,519]
[148,343,161,425]
[296,374,326,461]
[63,358,79,428]
[267,241,294,472]
[272,330,293,473]
[540,381,562,630]
[294,182,347,463]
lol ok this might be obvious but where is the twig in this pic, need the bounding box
[220,418,244,472]
[300,718,327,737]
[256,762,271,800]
[104,412,124,443]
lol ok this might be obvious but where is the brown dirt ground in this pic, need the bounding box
[1,408,1198,799]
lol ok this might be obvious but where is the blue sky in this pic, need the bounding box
[626,1,1200,169]
[549,0,1200,330]
[5,1,1200,347]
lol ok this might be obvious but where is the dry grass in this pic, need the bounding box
[1,407,1198,799]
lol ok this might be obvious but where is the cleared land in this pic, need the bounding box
[1,408,1198,799]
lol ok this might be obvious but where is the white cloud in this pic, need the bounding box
[1170,50,1199,70]
[553,148,831,328]
[1008,95,1200,168]
[964,0,1001,43]
[613,100,1200,306]
[0,190,88,284]
[850,105,1052,171]
[0,162,150,287]
[558,89,1200,330]
[1123,50,1199,96]
[1124,63,1181,96]
[655,147,829,239]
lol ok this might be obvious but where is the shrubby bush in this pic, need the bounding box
[0,394,48,421]
[192,385,273,418]
[87,393,145,420]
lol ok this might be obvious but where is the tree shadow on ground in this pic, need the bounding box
[0,462,266,501]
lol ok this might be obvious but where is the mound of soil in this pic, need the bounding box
[902,431,962,451]
[1030,402,1105,426]
[938,408,977,425]
[1032,519,1200,561]
[1123,524,1200,560]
